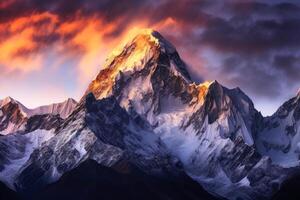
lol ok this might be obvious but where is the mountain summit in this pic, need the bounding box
[84,29,191,100]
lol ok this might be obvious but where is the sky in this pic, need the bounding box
[0,0,299,116]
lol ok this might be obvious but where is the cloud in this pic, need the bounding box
[0,12,59,74]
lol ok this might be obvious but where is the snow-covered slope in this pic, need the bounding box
[0,129,55,189]
[0,98,74,189]
[256,92,300,167]
[13,94,178,192]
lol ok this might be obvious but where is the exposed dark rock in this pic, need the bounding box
[25,114,63,133]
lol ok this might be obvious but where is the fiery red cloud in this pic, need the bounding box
[0,8,206,86]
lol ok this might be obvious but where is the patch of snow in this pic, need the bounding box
[256,111,300,167]
[0,122,18,136]
[0,129,54,189]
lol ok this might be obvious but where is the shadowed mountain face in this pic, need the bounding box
[1,164,298,200]
[1,29,300,200]
[0,181,18,200]
[0,158,218,200]
[272,173,300,200]
[24,159,219,200]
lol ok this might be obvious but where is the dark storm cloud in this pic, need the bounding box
[183,1,300,101]
[226,1,300,19]
[219,55,282,97]
[0,0,147,22]
[200,17,300,54]
[273,55,300,81]
[1,0,300,101]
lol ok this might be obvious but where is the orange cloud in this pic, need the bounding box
[65,18,117,83]
[0,12,59,73]
[0,11,185,83]
[0,26,42,73]
[56,16,152,86]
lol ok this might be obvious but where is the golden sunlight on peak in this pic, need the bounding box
[199,81,213,88]
[194,81,213,103]
[105,28,159,66]
[121,28,157,44]
[85,28,162,100]
[103,27,161,75]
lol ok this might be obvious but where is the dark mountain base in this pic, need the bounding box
[2,159,219,200]
[3,160,300,200]
[272,174,300,200]
[0,182,18,200]
[30,159,218,200]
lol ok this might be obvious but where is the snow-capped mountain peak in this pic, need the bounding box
[84,29,191,100]
[0,97,77,135]
[0,97,30,116]
[0,96,14,107]
[105,29,177,68]
[0,97,28,135]
[0,97,77,119]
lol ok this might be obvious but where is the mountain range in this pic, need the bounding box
[0,29,300,200]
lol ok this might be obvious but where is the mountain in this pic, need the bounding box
[256,91,300,167]
[0,97,29,135]
[0,29,300,200]
[0,97,77,135]
[28,98,78,119]
[0,97,77,189]
[13,94,181,193]
[84,29,283,199]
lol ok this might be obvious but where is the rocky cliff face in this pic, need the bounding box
[0,97,28,135]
